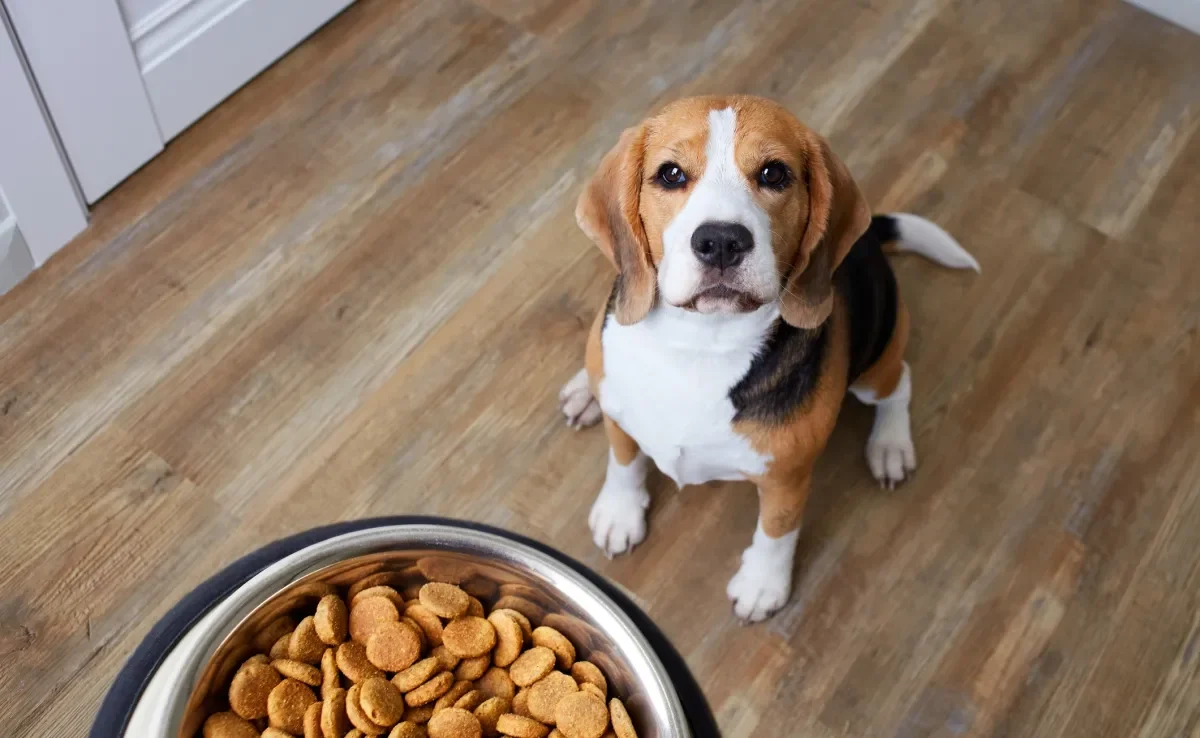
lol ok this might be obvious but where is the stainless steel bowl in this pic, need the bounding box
[162,523,690,737]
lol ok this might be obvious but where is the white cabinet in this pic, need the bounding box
[0,7,87,279]
[118,0,357,142]
[0,0,354,284]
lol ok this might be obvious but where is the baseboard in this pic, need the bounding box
[0,218,35,296]
[1124,0,1200,34]
[130,0,356,140]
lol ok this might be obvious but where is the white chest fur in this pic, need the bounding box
[598,303,777,486]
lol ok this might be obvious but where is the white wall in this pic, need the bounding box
[1125,0,1200,33]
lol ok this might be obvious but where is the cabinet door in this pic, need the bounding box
[0,5,88,267]
[6,0,355,204]
[125,0,356,142]
[5,0,164,204]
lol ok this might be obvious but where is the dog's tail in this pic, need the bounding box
[870,213,980,272]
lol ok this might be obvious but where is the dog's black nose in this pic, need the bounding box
[691,222,754,269]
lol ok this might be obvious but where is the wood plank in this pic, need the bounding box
[2,0,1200,735]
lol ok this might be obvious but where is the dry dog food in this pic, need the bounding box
[201,572,642,738]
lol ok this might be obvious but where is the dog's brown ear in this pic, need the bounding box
[780,136,871,329]
[576,124,656,325]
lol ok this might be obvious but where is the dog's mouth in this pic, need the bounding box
[679,284,765,314]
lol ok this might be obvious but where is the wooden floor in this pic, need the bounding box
[3,0,1200,735]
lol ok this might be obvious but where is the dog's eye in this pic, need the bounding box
[656,162,687,189]
[758,161,790,189]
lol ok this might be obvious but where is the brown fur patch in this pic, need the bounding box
[735,295,854,537]
[851,297,909,399]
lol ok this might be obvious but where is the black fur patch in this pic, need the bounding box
[838,216,900,383]
[729,214,900,423]
[730,322,828,424]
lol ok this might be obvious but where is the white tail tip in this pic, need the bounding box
[888,213,980,273]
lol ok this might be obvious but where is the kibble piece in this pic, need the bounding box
[273,659,322,687]
[367,620,423,672]
[268,678,318,734]
[291,617,327,664]
[475,667,515,702]
[541,615,594,654]
[608,698,637,738]
[472,696,508,737]
[245,654,271,667]
[350,572,399,601]
[528,671,579,724]
[271,632,294,660]
[321,649,341,698]
[347,683,389,735]
[487,611,524,668]
[347,731,366,738]
[434,680,474,712]
[569,663,605,697]
[255,616,297,652]
[416,557,476,585]
[427,708,482,738]
[315,595,349,645]
[509,647,556,687]
[262,728,295,738]
[352,585,408,609]
[455,654,490,682]
[532,627,576,670]
[303,700,323,738]
[494,713,550,738]
[401,615,430,651]
[512,688,531,717]
[294,582,339,600]
[350,597,401,644]
[404,671,455,707]
[389,723,428,738]
[453,690,485,712]
[442,617,496,658]
[203,712,260,738]
[554,693,608,738]
[337,641,385,683]
[407,704,436,724]
[392,656,443,693]
[466,596,486,618]
[419,582,471,619]
[229,659,282,719]
[321,688,350,738]
[491,595,544,624]
[361,677,407,727]
[488,608,533,640]
[405,603,445,647]
[579,683,605,702]
[430,645,459,671]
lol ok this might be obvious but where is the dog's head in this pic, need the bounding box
[577,95,871,328]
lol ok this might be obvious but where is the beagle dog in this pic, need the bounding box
[558,95,978,622]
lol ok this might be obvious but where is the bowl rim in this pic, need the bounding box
[164,522,691,736]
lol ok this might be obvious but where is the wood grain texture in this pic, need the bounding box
[1,0,1199,735]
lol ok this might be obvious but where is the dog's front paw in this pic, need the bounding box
[588,482,649,558]
[726,557,792,623]
[559,368,602,429]
[866,422,916,490]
